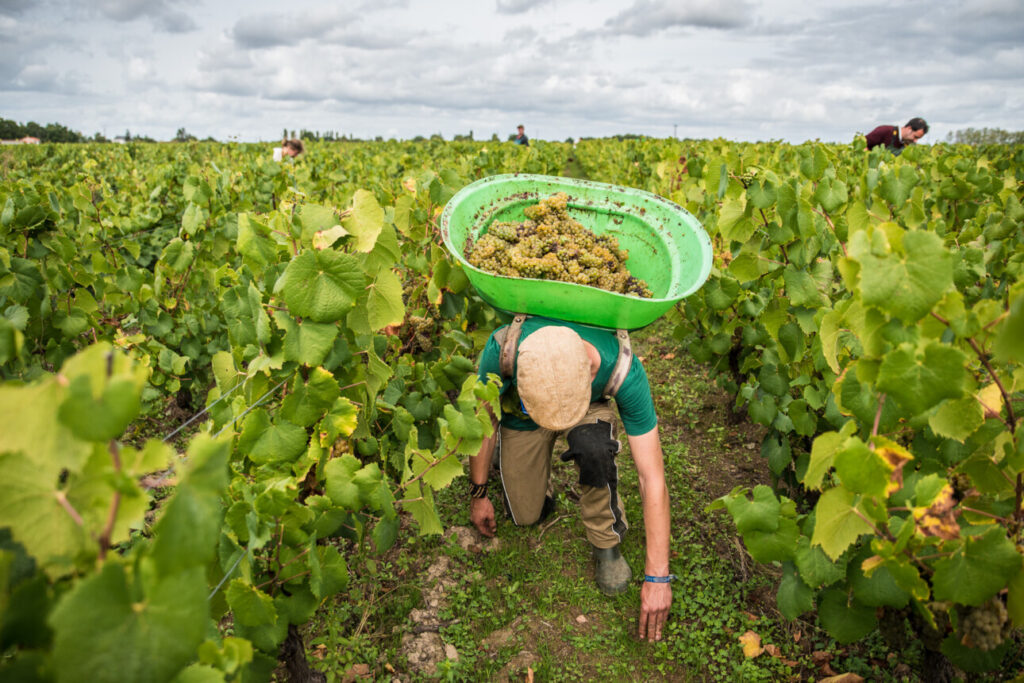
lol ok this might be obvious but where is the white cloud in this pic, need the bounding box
[606,0,756,36]
[495,0,555,14]
[0,0,1021,143]
[97,0,198,32]
[0,0,34,15]
[127,55,155,81]
[9,64,84,93]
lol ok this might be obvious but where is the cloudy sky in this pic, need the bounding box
[2,0,1022,144]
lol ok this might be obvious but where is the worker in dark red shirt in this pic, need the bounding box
[865,117,929,154]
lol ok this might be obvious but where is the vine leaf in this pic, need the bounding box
[849,549,911,608]
[181,203,206,237]
[0,451,90,579]
[57,344,147,443]
[274,312,338,367]
[148,435,229,577]
[993,293,1024,363]
[794,536,846,588]
[366,268,405,331]
[723,485,780,534]
[161,237,195,273]
[49,561,208,683]
[324,455,362,511]
[236,213,278,267]
[877,341,968,416]
[803,427,852,490]
[318,397,359,446]
[0,378,89,476]
[776,562,814,620]
[276,250,365,323]
[309,543,349,599]
[408,441,463,492]
[834,437,906,498]
[226,579,277,627]
[856,229,953,323]
[932,526,1022,606]
[299,203,345,246]
[928,396,984,443]
[782,266,823,308]
[811,487,873,561]
[817,588,876,643]
[403,481,442,535]
[718,195,755,243]
[281,368,340,428]
[238,410,307,465]
[341,190,385,252]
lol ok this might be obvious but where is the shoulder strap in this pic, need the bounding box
[601,329,632,399]
[496,316,631,398]
[498,314,529,379]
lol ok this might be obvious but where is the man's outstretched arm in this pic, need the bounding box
[628,426,673,642]
[468,408,500,536]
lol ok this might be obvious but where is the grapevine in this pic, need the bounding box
[0,136,1021,681]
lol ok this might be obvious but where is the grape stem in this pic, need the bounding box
[959,506,1009,523]
[929,312,1017,433]
[97,440,122,561]
[54,491,84,527]
[811,207,848,258]
[850,504,933,576]
[397,441,462,493]
[930,311,1021,522]
[870,394,886,448]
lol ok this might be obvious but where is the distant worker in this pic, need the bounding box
[514,124,530,146]
[273,138,305,161]
[865,117,928,154]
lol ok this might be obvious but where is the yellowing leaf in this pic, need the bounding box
[913,484,960,540]
[860,555,884,576]
[738,630,764,658]
[312,225,348,250]
[876,443,913,496]
[977,382,1004,419]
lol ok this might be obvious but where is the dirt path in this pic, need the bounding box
[363,319,784,681]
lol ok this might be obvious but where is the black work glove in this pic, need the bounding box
[560,420,620,488]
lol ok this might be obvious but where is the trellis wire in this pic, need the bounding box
[162,378,244,443]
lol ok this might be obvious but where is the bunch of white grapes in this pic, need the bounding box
[959,597,1012,651]
[465,192,653,298]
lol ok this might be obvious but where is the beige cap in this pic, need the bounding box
[516,326,592,431]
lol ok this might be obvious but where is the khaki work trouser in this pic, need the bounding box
[497,402,628,549]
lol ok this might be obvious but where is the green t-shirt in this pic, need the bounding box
[477,317,658,436]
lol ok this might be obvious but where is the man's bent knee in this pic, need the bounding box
[560,420,620,488]
[509,494,556,526]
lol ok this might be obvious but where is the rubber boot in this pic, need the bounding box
[592,544,632,595]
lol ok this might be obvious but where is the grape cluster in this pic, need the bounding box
[960,598,1011,651]
[465,192,653,298]
[949,471,973,501]
[405,315,436,353]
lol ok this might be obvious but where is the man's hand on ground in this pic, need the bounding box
[470,497,496,537]
[638,582,672,642]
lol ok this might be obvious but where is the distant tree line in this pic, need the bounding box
[1,117,86,142]
[1,117,161,143]
[945,127,1024,146]
[6,117,1021,146]
[285,129,349,142]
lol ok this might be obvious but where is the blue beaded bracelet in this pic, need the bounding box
[644,574,677,583]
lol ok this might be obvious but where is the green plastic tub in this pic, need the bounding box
[440,174,712,330]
